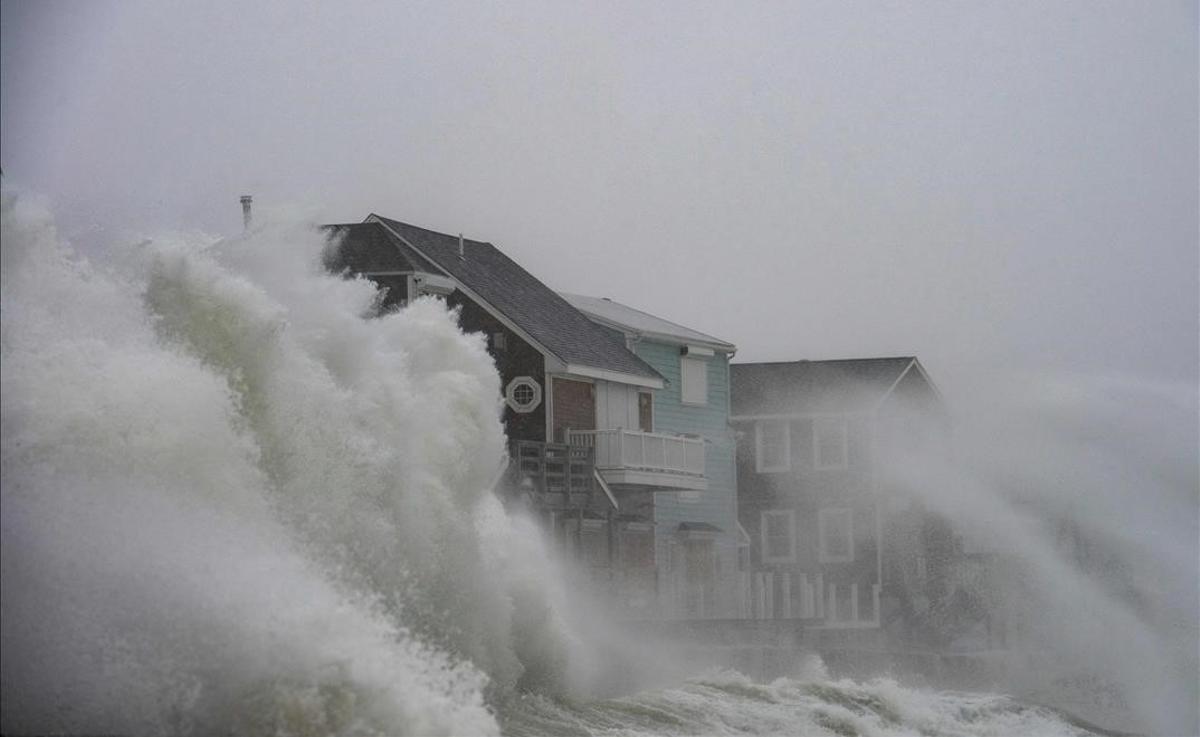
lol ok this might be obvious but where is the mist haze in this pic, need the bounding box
[2,0,1196,398]
[2,2,1197,735]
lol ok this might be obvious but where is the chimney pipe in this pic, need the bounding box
[240,195,253,230]
[458,233,465,259]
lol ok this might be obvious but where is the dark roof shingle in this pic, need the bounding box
[731,357,917,416]
[370,215,661,382]
[321,222,440,274]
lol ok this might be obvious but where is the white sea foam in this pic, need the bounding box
[0,188,585,734]
[0,188,1169,736]
[502,666,1103,737]
[877,374,1198,735]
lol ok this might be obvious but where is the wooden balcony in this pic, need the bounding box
[565,428,707,491]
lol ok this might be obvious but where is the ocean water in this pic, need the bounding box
[0,187,1152,736]
[504,669,1107,737]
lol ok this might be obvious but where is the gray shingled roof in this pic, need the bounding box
[731,357,919,416]
[321,222,440,274]
[369,215,662,382]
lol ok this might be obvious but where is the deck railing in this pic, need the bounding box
[566,429,705,477]
[509,440,594,498]
[742,571,881,627]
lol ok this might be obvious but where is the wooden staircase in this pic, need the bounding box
[509,440,598,511]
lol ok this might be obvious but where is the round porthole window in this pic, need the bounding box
[505,377,542,413]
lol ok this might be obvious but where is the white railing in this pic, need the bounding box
[566,428,705,477]
[746,571,881,627]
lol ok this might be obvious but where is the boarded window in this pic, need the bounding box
[818,508,853,562]
[761,510,795,563]
[756,420,790,472]
[814,417,848,469]
[552,378,595,442]
[680,356,707,405]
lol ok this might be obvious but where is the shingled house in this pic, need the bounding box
[322,216,713,616]
[730,357,951,634]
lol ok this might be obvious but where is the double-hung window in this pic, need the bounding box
[761,510,795,564]
[755,420,790,472]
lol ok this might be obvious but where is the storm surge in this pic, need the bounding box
[504,668,1108,737]
[0,188,590,735]
[0,188,1124,737]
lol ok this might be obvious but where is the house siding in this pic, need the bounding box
[365,274,409,312]
[730,359,948,629]
[734,414,882,621]
[449,290,547,442]
[631,339,740,617]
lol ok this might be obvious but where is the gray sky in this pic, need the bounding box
[3,0,1196,397]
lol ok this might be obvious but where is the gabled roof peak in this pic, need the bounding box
[736,356,917,367]
[358,214,663,385]
[364,213,493,249]
[731,356,938,416]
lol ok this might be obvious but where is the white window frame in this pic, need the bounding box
[680,355,708,406]
[760,509,796,564]
[755,420,791,473]
[505,376,542,413]
[813,416,849,470]
[818,507,854,563]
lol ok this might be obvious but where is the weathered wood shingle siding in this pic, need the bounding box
[734,417,876,578]
[449,290,547,443]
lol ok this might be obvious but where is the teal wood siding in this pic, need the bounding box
[631,340,739,610]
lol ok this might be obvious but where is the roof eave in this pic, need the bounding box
[564,297,736,353]
[871,357,946,413]
[563,363,664,389]
[584,312,735,351]
[633,328,735,353]
[872,358,918,413]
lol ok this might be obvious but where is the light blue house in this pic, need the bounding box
[562,294,741,619]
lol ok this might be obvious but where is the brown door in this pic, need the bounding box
[684,538,716,617]
[552,378,595,442]
[638,391,653,432]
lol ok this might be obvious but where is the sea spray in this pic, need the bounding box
[0,188,582,733]
[0,187,1160,737]
[876,374,1199,735]
[501,667,1105,737]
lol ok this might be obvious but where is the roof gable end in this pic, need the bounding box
[365,214,663,387]
[730,356,932,417]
